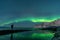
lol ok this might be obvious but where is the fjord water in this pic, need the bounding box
[0,31,54,40]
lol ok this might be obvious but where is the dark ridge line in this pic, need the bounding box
[0,30,31,35]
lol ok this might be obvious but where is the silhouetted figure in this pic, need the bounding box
[11,25,13,30]
[10,24,14,40]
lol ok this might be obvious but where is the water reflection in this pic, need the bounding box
[0,34,10,40]
[0,31,54,40]
[13,31,54,40]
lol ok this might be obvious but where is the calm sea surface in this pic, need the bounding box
[0,31,54,40]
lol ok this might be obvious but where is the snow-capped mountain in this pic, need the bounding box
[35,19,60,28]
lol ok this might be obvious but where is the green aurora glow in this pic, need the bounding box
[0,17,60,26]
[31,33,54,40]
[13,32,54,39]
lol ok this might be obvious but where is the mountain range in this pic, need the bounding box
[35,19,60,28]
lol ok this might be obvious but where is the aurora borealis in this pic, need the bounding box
[0,0,60,26]
[1,0,60,40]
[0,17,60,26]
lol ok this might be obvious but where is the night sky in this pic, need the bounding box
[0,0,60,27]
